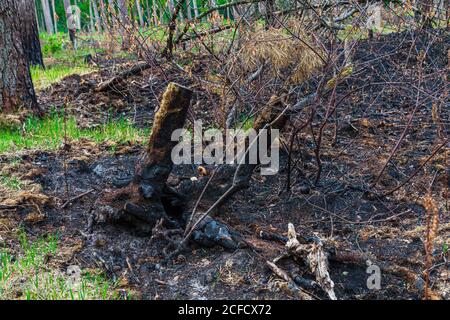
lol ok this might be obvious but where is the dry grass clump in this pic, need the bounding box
[0,114,22,131]
[218,259,245,286]
[238,21,324,83]
[1,191,50,207]
[0,161,51,223]
[0,110,29,131]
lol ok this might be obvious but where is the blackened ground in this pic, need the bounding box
[3,138,445,299]
[2,30,448,300]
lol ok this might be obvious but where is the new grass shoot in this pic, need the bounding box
[0,231,125,300]
[0,114,150,154]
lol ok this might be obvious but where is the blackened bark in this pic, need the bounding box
[96,83,193,232]
[0,0,40,114]
[19,0,45,68]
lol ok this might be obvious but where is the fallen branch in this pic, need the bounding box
[60,189,95,209]
[96,62,150,92]
[266,261,314,300]
[285,223,337,300]
[179,25,233,43]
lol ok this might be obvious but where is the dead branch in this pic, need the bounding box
[60,189,95,209]
[266,260,314,300]
[172,0,265,48]
[96,62,151,92]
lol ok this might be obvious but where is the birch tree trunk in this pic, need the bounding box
[92,0,102,32]
[0,0,40,114]
[136,0,145,28]
[41,0,54,34]
[108,0,116,27]
[192,0,199,18]
[118,0,131,50]
[34,1,40,32]
[89,0,95,33]
[186,0,192,20]
[63,0,77,48]
[145,0,151,25]
[153,0,158,25]
[51,0,58,33]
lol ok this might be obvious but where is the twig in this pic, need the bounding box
[60,189,95,209]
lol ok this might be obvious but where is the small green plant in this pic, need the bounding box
[0,175,24,191]
[443,243,448,255]
[0,231,122,300]
[40,33,65,55]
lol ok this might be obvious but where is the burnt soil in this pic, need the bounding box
[1,30,448,300]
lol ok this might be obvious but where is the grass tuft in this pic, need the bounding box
[31,65,93,90]
[0,114,150,154]
[0,231,124,300]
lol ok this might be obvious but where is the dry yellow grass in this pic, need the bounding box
[238,21,324,84]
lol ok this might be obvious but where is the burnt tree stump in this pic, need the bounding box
[95,82,193,232]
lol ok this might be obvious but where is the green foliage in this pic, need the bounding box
[0,175,24,191]
[0,114,150,154]
[0,231,123,300]
[35,32,105,89]
[40,33,65,55]
[31,64,93,90]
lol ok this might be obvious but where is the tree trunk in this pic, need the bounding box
[108,0,116,27]
[51,0,58,33]
[118,0,131,50]
[19,0,45,68]
[159,0,163,23]
[99,0,109,31]
[63,0,77,48]
[153,0,158,25]
[34,1,40,33]
[41,0,54,34]
[89,0,95,33]
[192,0,199,18]
[92,0,102,32]
[186,0,192,20]
[145,0,151,26]
[0,0,40,114]
[136,0,144,28]
[96,83,193,232]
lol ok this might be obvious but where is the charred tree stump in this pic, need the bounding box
[95,82,193,232]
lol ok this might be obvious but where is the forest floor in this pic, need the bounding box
[0,30,448,300]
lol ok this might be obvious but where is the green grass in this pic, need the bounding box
[34,33,104,89]
[0,231,123,300]
[31,64,93,90]
[0,114,150,154]
[0,175,23,190]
